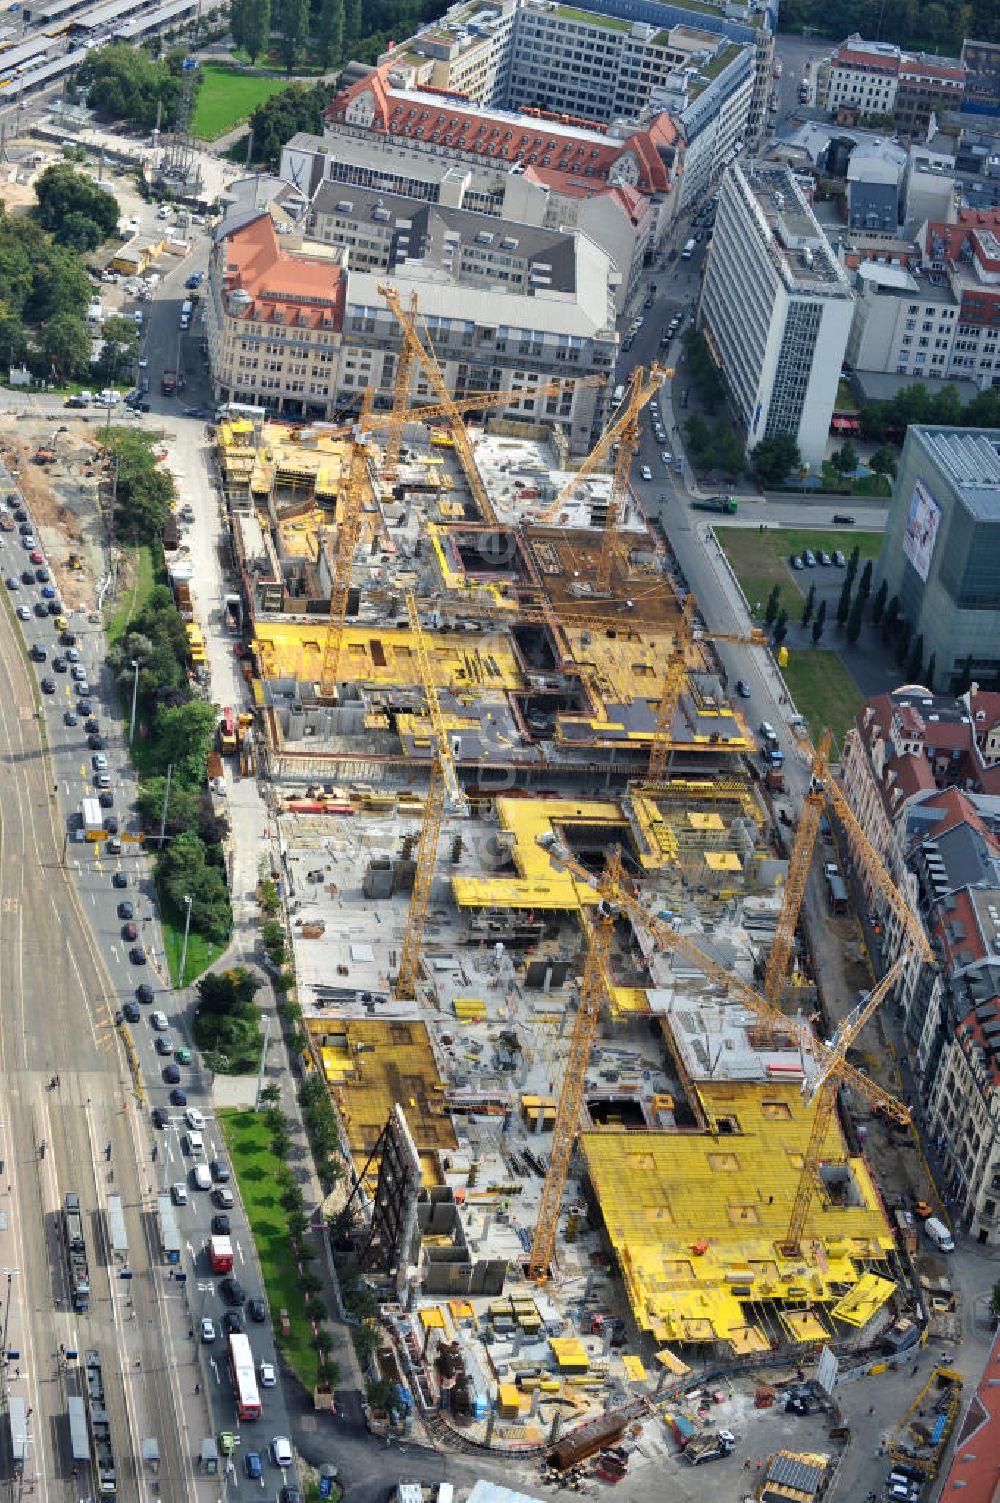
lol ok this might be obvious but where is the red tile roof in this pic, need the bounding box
[834,45,901,75]
[930,887,987,970]
[327,68,678,196]
[939,1326,1000,1503]
[220,213,345,328]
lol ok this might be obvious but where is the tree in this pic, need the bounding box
[801,582,816,626]
[39,312,90,379]
[764,584,781,625]
[857,559,873,601]
[155,700,218,786]
[846,590,864,646]
[159,831,232,943]
[366,1376,398,1413]
[894,619,912,668]
[906,633,925,683]
[243,80,327,165]
[831,440,859,478]
[751,432,800,486]
[75,45,193,130]
[925,652,937,691]
[872,578,888,625]
[836,574,852,626]
[33,163,119,244]
[711,419,744,477]
[869,444,898,482]
[279,0,309,68]
[811,600,826,645]
[196,966,261,1016]
[0,314,27,369]
[240,0,272,62]
[846,544,861,585]
[345,0,362,42]
[773,609,788,646]
[882,593,899,643]
[316,0,344,66]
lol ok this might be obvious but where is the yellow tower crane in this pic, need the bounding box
[379,283,499,525]
[395,589,467,999]
[538,363,666,593]
[782,952,910,1253]
[647,597,767,781]
[319,435,371,693]
[536,831,909,1118]
[528,876,620,1280]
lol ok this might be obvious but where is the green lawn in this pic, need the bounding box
[107,543,155,650]
[191,64,290,140]
[781,650,865,749]
[219,1109,321,1391]
[717,527,882,618]
[160,902,226,987]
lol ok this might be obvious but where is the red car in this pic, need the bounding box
[122,921,138,942]
[29,550,44,565]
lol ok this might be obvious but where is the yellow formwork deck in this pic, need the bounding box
[581,1081,895,1349]
[311,1018,457,1174]
[452,796,625,911]
[254,622,523,689]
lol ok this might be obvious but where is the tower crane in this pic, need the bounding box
[395,589,467,999]
[379,283,499,525]
[538,363,666,593]
[536,831,910,1120]
[782,952,910,1253]
[528,875,620,1280]
[647,596,768,780]
[319,434,371,693]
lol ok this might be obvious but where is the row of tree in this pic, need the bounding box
[232,0,433,69]
[243,81,330,163]
[779,0,998,52]
[858,380,1000,445]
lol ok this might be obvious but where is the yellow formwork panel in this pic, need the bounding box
[831,1272,896,1327]
[255,622,523,690]
[311,1018,458,1163]
[452,796,625,911]
[581,1081,895,1347]
[609,986,650,1018]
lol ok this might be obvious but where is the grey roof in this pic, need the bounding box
[935,821,1000,891]
[851,371,981,405]
[764,1454,826,1498]
[847,138,908,183]
[915,426,1000,514]
[309,183,578,293]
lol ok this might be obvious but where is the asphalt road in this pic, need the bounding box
[0,484,189,1498]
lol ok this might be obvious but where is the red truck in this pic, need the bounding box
[209,1235,233,1274]
[161,369,177,396]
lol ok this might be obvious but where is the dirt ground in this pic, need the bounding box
[1,418,108,611]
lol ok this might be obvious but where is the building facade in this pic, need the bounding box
[874,427,1000,691]
[697,160,853,467]
[205,208,614,450]
[895,53,967,136]
[821,35,901,119]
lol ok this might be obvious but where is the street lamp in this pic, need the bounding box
[129,660,139,745]
[178,895,193,990]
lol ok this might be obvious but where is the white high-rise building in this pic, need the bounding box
[698,161,854,469]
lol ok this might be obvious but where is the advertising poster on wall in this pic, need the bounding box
[902,478,942,583]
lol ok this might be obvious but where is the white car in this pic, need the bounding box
[125,216,140,233]
[271,1436,293,1468]
[151,1011,168,1031]
[185,1107,205,1130]
[640,465,653,481]
[200,1317,216,1343]
[259,1361,277,1387]
[661,449,672,464]
[171,1181,188,1206]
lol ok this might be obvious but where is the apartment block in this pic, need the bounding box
[895,52,967,136]
[840,687,1000,1240]
[206,207,614,451]
[846,265,959,378]
[280,131,653,313]
[698,160,853,467]
[962,37,1000,116]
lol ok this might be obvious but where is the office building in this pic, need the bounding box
[962,37,1000,116]
[280,131,654,314]
[205,207,614,450]
[821,35,902,119]
[895,52,967,136]
[846,137,906,230]
[875,426,1000,691]
[698,160,853,468]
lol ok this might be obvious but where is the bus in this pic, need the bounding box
[228,1334,261,1421]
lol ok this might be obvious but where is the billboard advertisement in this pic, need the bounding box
[902,478,942,583]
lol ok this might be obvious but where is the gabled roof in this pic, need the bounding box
[326,68,678,198]
[218,212,345,328]
[939,1326,1000,1503]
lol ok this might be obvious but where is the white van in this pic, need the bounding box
[186,1130,205,1156]
[192,1163,212,1191]
[924,1216,954,1252]
[98,389,120,407]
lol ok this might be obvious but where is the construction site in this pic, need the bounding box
[204,292,942,1482]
